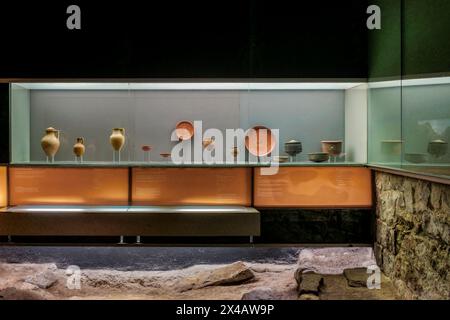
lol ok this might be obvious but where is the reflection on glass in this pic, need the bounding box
[368,78,450,179]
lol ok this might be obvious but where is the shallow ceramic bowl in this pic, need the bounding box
[404,153,427,164]
[245,125,276,157]
[308,152,330,162]
[273,156,289,163]
[175,120,194,141]
[160,152,171,159]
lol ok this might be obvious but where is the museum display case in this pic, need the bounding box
[368,76,450,180]
[9,82,368,166]
[0,81,373,238]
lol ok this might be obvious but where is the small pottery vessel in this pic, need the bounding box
[245,126,275,157]
[142,145,152,162]
[41,127,60,158]
[308,152,330,163]
[381,140,402,156]
[427,139,448,158]
[273,156,289,163]
[110,128,125,151]
[321,140,342,157]
[284,140,302,161]
[160,152,171,159]
[404,153,427,164]
[231,147,239,159]
[202,138,215,149]
[73,137,85,157]
[175,121,194,141]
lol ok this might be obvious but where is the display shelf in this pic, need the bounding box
[8,161,366,168]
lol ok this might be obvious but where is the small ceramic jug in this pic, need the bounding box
[110,128,125,151]
[231,146,239,159]
[73,137,85,157]
[41,127,60,158]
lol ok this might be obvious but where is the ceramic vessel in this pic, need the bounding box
[231,147,239,159]
[321,140,342,157]
[202,138,215,149]
[381,140,402,155]
[245,126,275,157]
[427,139,448,158]
[110,128,125,151]
[73,137,85,157]
[308,152,330,163]
[273,156,289,163]
[284,140,302,161]
[41,127,60,158]
[175,121,194,141]
[160,152,171,159]
[404,153,427,164]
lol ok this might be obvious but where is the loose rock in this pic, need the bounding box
[343,268,369,287]
[295,269,323,295]
[241,287,283,300]
[24,271,58,289]
[174,261,255,292]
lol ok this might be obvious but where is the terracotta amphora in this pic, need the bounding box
[73,137,85,157]
[110,128,125,151]
[41,127,60,158]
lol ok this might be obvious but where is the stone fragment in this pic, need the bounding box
[174,261,254,292]
[24,271,58,289]
[298,293,320,300]
[0,288,46,300]
[295,269,324,295]
[241,287,284,300]
[343,268,369,287]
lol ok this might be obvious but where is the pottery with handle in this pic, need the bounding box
[41,127,60,158]
[321,140,343,157]
[110,128,125,151]
[73,137,85,157]
[231,146,239,159]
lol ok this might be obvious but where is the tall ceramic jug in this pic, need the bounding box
[41,127,60,158]
[110,128,125,151]
[73,137,85,157]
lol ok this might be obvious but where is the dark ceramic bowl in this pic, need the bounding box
[284,141,302,156]
[308,152,329,163]
[404,153,427,164]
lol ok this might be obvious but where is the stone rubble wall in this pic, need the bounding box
[375,172,450,299]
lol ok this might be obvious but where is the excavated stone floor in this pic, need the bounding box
[0,247,400,300]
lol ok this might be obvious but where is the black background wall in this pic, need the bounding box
[0,0,368,79]
[369,0,450,79]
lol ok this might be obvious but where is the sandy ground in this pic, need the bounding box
[0,247,399,300]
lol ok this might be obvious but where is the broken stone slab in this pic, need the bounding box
[343,268,369,287]
[294,269,324,295]
[174,261,255,292]
[241,287,284,300]
[0,287,46,300]
[24,271,58,289]
[298,293,320,300]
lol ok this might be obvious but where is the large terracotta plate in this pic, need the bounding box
[175,120,194,141]
[245,125,276,157]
